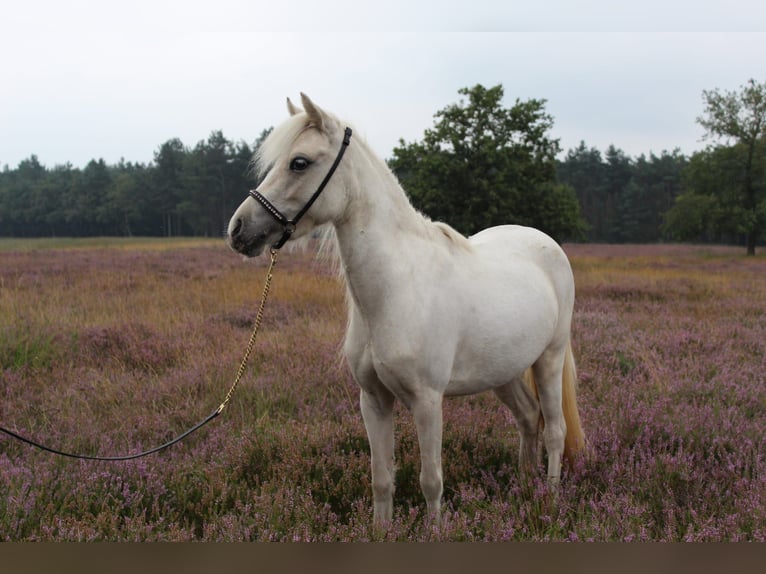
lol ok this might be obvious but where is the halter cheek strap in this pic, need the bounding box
[249,127,352,250]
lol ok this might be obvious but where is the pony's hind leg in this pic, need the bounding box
[360,386,396,525]
[532,346,568,485]
[493,375,541,471]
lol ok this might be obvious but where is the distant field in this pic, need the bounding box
[0,239,764,540]
[0,236,223,252]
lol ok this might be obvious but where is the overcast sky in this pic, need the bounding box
[2,1,765,169]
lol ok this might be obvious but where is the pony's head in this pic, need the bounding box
[228,93,351,257]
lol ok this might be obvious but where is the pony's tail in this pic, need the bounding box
[561,341,585,464]
[524,341,586,465]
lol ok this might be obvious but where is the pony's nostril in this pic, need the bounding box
[231,218,243,238]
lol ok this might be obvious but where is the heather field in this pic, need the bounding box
[0,239,764,541]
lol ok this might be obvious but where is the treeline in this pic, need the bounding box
[2,141,682,243]
[0,129,270,238]
[2,78,763,251]
[557,143,687,243]
[0,136,695,243]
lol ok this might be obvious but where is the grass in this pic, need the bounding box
[1,238,764,541]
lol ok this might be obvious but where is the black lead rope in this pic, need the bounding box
[0,410,221,461]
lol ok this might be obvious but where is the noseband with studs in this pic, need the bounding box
[248,127,352,250]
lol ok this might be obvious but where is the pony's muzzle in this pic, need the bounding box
[227,217,246,251]
[227,217,256,255]
[230,218,243,238]
[227,217,274,258]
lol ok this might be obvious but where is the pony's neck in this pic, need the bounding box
[346,140,422,227]
[332,138,429,311]
[337,136,427,238]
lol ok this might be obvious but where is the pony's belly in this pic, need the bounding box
[443,377,514,396]
[444,357,530,396]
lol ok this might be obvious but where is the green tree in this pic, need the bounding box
[389,84,585,241]
[560,144,686,243]
[77,159,113,235]
[179,131,257,237]
[662,189,720,242]
[664,144,763,245]
[615,150,686,243]
[8,156,47,236]
[602,146,633,242]
[695,78,766,255]
[635,151,687,241]
[105,161,154,236]
[153,138,187,236]
[557,142,606,241]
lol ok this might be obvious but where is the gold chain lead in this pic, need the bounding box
[216,248,279,415]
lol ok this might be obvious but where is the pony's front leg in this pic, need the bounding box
[360,388,395,525]
[411,390,444,523]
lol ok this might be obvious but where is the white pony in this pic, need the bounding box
[228,94,585,524]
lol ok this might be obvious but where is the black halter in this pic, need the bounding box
[248,127,352,250]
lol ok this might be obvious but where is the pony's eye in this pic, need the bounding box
[289,157,311,172]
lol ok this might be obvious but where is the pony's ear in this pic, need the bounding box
[286,97,302,117]
[300,93,326,131]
